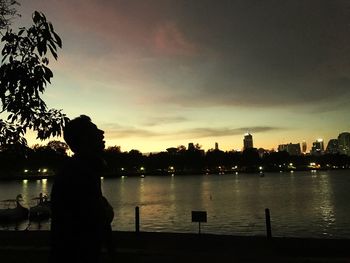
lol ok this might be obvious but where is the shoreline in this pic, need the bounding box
[0,167,349,181]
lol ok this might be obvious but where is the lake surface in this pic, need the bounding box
[1,170,350,238]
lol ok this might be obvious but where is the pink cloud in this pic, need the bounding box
[153,22,197,56]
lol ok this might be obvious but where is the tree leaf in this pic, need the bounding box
[48,44,57,60]
[53,31,62,48]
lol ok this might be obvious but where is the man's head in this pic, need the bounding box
[63,115,105,155]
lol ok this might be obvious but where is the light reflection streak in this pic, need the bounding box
[41,179,48,195]
[200,178,212,209]
[318,174,335,228]
[311,173,335,234]
[21,179,29,206]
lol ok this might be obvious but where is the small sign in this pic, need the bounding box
[192,211,207,223]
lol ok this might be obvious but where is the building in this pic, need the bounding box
[311,139,324,155]
[243,133,253,150]
[326,139,339,154]
[278,143,301,156]
[215,142,219,151]
[338,132,350,156]
[302,141,307,154]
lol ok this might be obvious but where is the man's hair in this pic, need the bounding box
[63,115,92,153]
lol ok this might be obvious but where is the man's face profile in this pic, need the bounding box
[83,122,105,154]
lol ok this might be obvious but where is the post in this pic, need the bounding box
[265,208,272,239]
[192,211,207,234]
[135,206,140,233]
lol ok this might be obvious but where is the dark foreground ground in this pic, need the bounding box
[1,231,350,263]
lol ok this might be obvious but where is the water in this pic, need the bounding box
[1,170,350,238]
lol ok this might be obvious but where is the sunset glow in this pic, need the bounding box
[18,1,350,152]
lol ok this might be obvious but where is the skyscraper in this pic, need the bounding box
[326,139,339,154]
[338,132,350,156]
[311,139,324,155]
[278,143,301,156]
[302,141,307,154]
[243,133,253,150]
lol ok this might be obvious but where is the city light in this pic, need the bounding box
[309,162,321,169]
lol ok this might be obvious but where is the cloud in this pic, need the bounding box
[20,0,350,112]
[143,116,188,126]
[102,122,283,140]
[179,126,284,139]
[145,1,350,110]
[103,123,161,139]
[153,22,198,56]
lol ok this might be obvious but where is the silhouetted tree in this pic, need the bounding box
[0,0,19,30]
[47,140,69,155]
[146,151,171,174]
[184,143,205,172]
[206,149,225,171]
[103,146,124,174]
[0,141,28,176]
[126,149,145,173]
[0,8,67,145]
[23,142,67,173]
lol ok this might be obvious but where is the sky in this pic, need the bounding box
[15,0,350,152]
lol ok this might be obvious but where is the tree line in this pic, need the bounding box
[0,141,349,179]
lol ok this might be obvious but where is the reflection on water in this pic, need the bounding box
[314,173,336,236]
[0,171,350,238]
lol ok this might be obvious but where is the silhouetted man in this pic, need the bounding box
[50,115,113,263]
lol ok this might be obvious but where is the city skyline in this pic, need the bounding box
[26,130,350,155]
[16,1,350,152]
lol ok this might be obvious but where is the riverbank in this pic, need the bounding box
[1,231,350,262]
[1,167,349,181]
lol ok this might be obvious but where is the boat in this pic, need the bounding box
[0,194,29,223]
[29,193,51,221]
